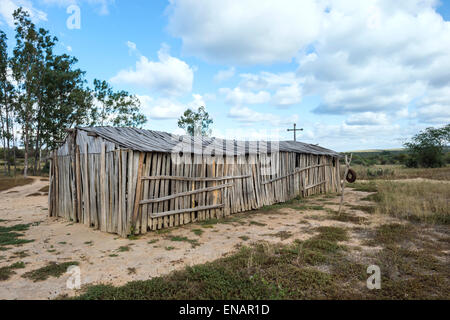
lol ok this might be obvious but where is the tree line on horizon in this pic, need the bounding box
[0,8,146,177]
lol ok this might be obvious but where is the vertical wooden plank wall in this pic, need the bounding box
[49,141,341,236]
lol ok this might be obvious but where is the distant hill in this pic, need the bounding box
[347,148,404,153]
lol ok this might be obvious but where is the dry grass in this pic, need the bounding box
[349,164,450,181]
[0,177,34,192]
[374,181,450,224]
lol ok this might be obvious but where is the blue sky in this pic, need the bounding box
[1,0,449,151]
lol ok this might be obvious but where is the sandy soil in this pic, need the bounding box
[0,177,396,300]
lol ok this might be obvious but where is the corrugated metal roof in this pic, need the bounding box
[77,127,340,157]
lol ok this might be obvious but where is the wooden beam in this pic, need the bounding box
[149,204,225,219]
[131,152,145,231]
[140,183,233,205]
[261,163,330,185]
[140,174,250,182]
[87,132,98,137]
[304,180,327,190]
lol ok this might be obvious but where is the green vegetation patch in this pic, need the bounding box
[347,182,378,193]
[0,261,25,281]
[0,223,34,247]
[22,261,79,282]
[190,229,204,236]
[168,236,200,248]
[264,231,292,240]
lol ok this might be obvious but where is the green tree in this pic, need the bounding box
[0,30,16,175]
[10,8,41,177]
[177,106,213,136]
[404,124,450,168]
[91,79,146,127]
[40,54,92,151]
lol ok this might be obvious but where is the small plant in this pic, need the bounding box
[249,221,266,227]
[22,261,79,282]
[168,236,200,248]
[165,246,175,251]
[127,267,137,275]
[0,223,34,247]
[264,231,292,240]
[239,236,250,241]
[0,261,25,281]
[190,229,204,236]
[147,239,158,244]
[118,245,130,252]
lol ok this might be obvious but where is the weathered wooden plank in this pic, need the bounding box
[140,174,251,181]
[75,146,82,223]
[150,204,225,219]
[140,153,151,234]
[163,155,170,228]
[140,183,233,204]
[260,163,331,185]
[100,143,107,232]
[131,152,145,233]
[83,143,90,226]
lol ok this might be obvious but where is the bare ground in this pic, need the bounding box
[0,177,447,299]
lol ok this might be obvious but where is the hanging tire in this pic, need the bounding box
[346,168,357,183]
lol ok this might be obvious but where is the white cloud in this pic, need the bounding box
[299,0,450,122]
[213,67,235,82]
[228,106,298,126]
[166,0,323,64]
[111,44,194,97]
[138,93,207,120]
[219,87,270,106]
[0,0,47,27]
[345,112,388,126]
[272,83,302,106]
[221,71,303,107]
[126,40,136,51]
[168,0,450,131]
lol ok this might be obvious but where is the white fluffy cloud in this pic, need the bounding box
[168,0,450,130]
[221,71,303,107]
[213,67,235,82]
[137,94,207,120]
[298,0,450,126]
[219,87,270,106]
[0,0,47,27]
[345,112,388,126]
[228,106,298,126]
[111,45,194,97]
[167,0,323,64]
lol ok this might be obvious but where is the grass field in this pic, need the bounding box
[1,159,448,300]
[0,176,34,192]
[71,221,449,300]
[349,165,450,181]
[67,172,449,300]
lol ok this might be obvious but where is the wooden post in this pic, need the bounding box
[83,143,90,226]
[100,143,107,232]
[132,152,145,233]
[75,145,82,223]
[338,153,352,215]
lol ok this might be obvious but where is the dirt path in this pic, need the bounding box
[0,178,418,299]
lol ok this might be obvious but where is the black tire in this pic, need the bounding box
[346,168,357,183]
